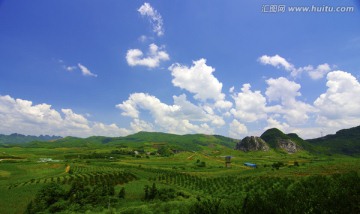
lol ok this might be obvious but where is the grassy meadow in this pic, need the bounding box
[1,139,359,213]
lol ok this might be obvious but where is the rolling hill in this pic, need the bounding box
[260,128,302,153]
[307,125,360,155]
[2,125,360,155]
[23,131,238,151]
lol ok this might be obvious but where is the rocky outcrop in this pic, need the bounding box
[235,136,270,152]
[260,128,301,153]
[277,139,299,153]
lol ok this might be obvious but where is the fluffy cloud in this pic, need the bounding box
[265,77,301,103]
[228,119,248,139]
[62,109,89,130]
[302,63,332,80]
[116,93,224,134]
[116,92,179,119]
[126,43,169,68]
[214,100,233,109]
[130,119,154,133]
[314,71,360,128]
[264,117,290,132]
[259,54,332,79]
[77,63,97,77]
[259,54,294,71]
[265,77,315,125]
[0,95,129,137]
[138,2,164,36]
[169,59,230,107]
[230,84,268,122]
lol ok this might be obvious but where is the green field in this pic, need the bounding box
[1,137,359,214]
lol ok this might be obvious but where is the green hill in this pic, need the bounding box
[23,131,237,151]
[9,125,360,155]
[260,128,290,148]
[260,128,302,153]
[287,133,316,152]
[0,133,62,145]
[308,126,360,155]
[108,131,237,151]
[26,136,98,148]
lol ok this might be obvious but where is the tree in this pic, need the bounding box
[149,183,158,199]
[118,187,125,199]
[26,183,66,214]
[190,198,222,214]
[144,183,158,200]
[294,161,299,167]
[157,146,173,157]
[144,185,149,200]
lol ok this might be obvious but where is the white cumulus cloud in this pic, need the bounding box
[0,95,129,137]
[116,92,225,134]
[138,2,164,36]
[264,117,290,133]
[230,84,268,122]
[169,59,229,106]
[265,77,301,103]
[265,77,315,125]
[314,71,360,129]
[126,43,169,68]
[259,54,294,71]
[228,119,248,139]
[259,54,332,79]
[303,63,332,80]
[130,119,154,133]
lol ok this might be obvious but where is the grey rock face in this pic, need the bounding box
[235,136,270,152]
[277,139,299,153]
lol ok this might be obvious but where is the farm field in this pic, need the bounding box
[1,141,359,214]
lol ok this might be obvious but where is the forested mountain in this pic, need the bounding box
[308,126,360,155]
[22,131,237,151]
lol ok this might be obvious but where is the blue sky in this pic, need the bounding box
[0,0,360,139]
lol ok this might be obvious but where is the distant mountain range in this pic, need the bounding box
[0,133,62,145]
[1,125,359,156]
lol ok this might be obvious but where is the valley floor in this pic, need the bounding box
[0,146,359,213]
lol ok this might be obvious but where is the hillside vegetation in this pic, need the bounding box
[2,126,360,156]
[308,125,360,155]
[23,131,237,152]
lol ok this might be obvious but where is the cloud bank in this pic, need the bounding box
[0,95,128,137]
